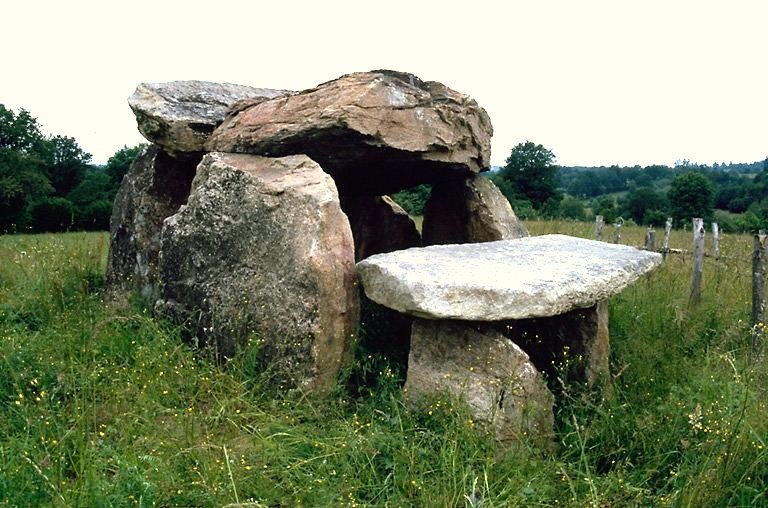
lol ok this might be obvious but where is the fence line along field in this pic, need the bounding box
[1,224,766,507]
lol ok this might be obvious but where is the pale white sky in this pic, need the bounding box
[1,0,766,167]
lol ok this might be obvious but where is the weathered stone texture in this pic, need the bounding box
[129,81,290,154]
[105,145,198,302]
[207,70,493,195]
[356,235,663,321]
[422,176,528,245]
[156,152,359,392]
[405,319,554,444]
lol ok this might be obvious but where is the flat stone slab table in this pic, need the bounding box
[356,234,663,444]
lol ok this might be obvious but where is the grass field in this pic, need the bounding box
[0,224,766,507]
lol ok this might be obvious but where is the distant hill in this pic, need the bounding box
[561,160,765,174]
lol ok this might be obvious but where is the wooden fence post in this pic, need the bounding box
[595,215,604,241]
[753,231,768,352]
[662,217,672,258]
[712,222,720,260]
[645,226,656,251]
[612,218,623,244]
[690,218,705,305]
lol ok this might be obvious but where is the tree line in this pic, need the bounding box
[395,142,768,233]
[0,104,144,233]
[2,103,765,235]
[557,159,768,230]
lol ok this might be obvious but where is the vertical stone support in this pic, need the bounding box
[340,194,421,373]
[340,194,421,262]
[662,217,673,257]
[404,319,554,445]
[156,153,359,393]
[503,301,611,389]
[645,227,656,251]
[753,232,767,353]
[422,175,528,246]
[105,145,200,303]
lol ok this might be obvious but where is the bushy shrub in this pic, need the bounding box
[28,197,74,232]
[558,196,586,220]
[75,199,112,231]
[643,209,669,227]
[391,184,431,216]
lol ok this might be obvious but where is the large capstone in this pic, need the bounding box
[422,175,528,245]
[405,319,554,445]
[356,235,662,321]
[129,81,290,155]
[105,145,199,302]
[156,152,359,392]
[207,70,493,195]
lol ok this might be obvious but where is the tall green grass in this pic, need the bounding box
[0,226,765,506]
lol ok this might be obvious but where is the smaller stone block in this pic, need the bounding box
[500,300,610,387]
[422,175,528,245]
[405,319,554,445]
[341,194,421,262]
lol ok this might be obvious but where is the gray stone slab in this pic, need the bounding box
[356,234,662,321]
[129,81,290,154]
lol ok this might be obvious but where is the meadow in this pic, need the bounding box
[0,223,765,507]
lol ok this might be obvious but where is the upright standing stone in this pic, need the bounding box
[690,218,705,305]
[105,145,199,303]
[156,153,359,392]
[422,175,528,245]
[502,301,610,387]
[405,319,554,445]
[341,195,421,262]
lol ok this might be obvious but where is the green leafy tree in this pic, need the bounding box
[625,185,668,224]
[68,168,114,230]
[391,184,431,216]
[105,143,146,186]
[28,197,74,232]
[496,141,560,210]
[558,196,586,220]
[0,105,47,153]
[668,172,715,225]
[593,195,619,223]
[0,105,54,232]
[42,135,92,196]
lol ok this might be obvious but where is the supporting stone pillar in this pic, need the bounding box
[156,153,359,393]
[422,175,528,245]
[404,319,554,445]
[340,194,421,262]
[105,145,200,303]
[501,300,610,389]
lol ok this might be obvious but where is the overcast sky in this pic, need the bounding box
[2,0,766,168]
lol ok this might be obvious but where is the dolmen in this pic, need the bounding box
[105,70,661,446]
[106,71,526,393]
[357,236,662,444]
